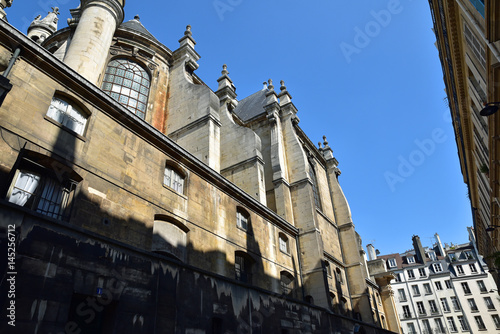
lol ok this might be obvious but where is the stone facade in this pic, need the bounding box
[0,1,398,333]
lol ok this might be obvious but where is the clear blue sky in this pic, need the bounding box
[6,0,472,254]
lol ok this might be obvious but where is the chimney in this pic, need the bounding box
[412,235,426,263]
[434,233,445,257]
[366,244,377,261]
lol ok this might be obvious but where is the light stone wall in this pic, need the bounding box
[165,59,221,171]
[219,102,266,204]
[0,52,298,294]
[63,3,122,84]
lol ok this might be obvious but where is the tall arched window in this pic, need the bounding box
[309,162,321,210]
[101,58,150,119]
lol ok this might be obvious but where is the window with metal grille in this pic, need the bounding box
[101,58,150,119]
[6,150,81,221]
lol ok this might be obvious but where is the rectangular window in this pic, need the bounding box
[477,280,487,292]
[458,316,469,331]
[435,281,443,290]
[435,318,445,333]
[279,233,289,254]
[394,273,401,282]
[407,322,416,334]
[484,297,495,310]
[470,263,478,273]
[398,289,407,302]
[492,314,500,329]
[445,280,452,289]
[456,265,464,275]
[236,210,249,230]
[451,296,461,311]
[447,317,457,332]
[474,316,486,330]
[402,305,412,318]
[388,258,397,267]
[422,319,432,333]
[468,298,478,312]
[441,298,450,312]
[433,263,443,272]
[417,301,426,315]
[412,285,420,296]
[407,256,415,264]
[418,268,426,277]
[7,169,76,221]
[462,282,471,294]
[424,283,432,294]
[407,269,415,279]
[429,300,438,314]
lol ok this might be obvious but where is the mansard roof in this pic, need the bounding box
[233,89,267,122]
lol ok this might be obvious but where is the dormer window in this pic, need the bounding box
[388,258,397,268]
[407,256,415,264]
[102,58,150,119]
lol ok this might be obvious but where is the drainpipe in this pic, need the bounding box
[3,47,20,77]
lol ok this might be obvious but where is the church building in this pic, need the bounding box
[0,1,399,333]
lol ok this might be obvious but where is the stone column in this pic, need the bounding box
[63,0,124,85]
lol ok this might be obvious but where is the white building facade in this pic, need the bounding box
[371,228,500,334]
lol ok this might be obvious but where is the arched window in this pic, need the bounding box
[235,251,254,283]
[236,207,250,231]
[152,214,189,262]
[325,260,332,277]
[280,271,295,296]
[46,96,88,135]
[309,162,321,210]
[336,267,344,284]
[278,232,289,254]
[164,163,185,194]
[101,58,150,119]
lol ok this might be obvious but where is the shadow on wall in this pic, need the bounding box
[0,125,393,334]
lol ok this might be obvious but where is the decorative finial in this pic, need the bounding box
[221,64,228,75]
[323,135,329,146]
[134,15,140,21]
[263,81,268,89]
[52,7,60,15]
[185,25,192,36]
[318,142,322,148]
[268,79,274,90]
[280,80,286,91]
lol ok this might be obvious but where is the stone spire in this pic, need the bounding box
[320,135,334,160]
[63,0,125,84]
[215,64,237,109]
[0,0,12,21]
[173,25,200,72]
[27,7,60,44]
[264,79,280,124]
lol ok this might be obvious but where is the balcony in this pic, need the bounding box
[468,0,485,17]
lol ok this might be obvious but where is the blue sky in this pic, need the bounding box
[6,0,472,254]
